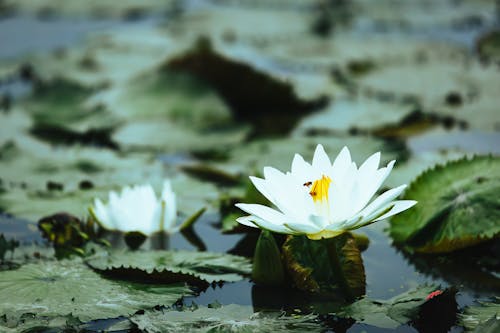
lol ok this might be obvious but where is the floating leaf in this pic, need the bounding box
[459,298,500,332]
[0,110,32,146]
[0,139,167,221]
[1,0,179,18]
[86,250,252,285]
[21,78,119,140]
[0,313,83,333]
[390,156,500,253]
[0,260,191,321]
[476,31,500,63]
[335,285,440,329]
[296,97,415,135]
[282,233,365,297]
[167,38,327,135]
[130,304,323,333]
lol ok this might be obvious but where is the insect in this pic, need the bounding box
[303,181,312,187]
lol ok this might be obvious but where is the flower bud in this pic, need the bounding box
[252,230,284,286]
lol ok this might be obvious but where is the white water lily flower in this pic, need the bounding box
[236,144,416,240]
[90,180,178,236]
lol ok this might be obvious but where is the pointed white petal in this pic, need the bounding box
[373,200,417,221]
[236,216,259,228]
[235,203,288,225]
[358,152,381,175]
[312,144,332,174]
[242,215,297,234]
[291,153,314,181]
[357,184,407,219]
[330,146,352,179]
[350,160,396,215]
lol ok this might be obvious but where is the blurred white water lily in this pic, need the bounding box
[236,144,416,240]
[90,181,178,236]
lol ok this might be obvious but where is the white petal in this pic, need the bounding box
[373,200,417,221]
[357,184,407,219]
[258,171,314,221]
[312,144,332,174]
[235,203,288,226]
[350,160,396,215]
[240,215,297,234]
[93,199,114,230]
[291,153,315,182]
[358,152,381,175]
[330,146,352,179]
[236,216,259,228]
[249,176,276,205]
[161,180,177,231]
[284,221,322,234]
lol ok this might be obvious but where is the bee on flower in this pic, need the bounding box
[236,144,416,239]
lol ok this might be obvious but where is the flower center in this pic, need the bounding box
[309,175,331,203]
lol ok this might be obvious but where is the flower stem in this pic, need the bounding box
[323,236,355,301]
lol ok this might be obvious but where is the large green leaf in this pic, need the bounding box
[459,298,500,332]
[0,260,191,322]
[282,233,365,297]
[86,250,252,285]
[390,156,500,253]
[130,304,323,333]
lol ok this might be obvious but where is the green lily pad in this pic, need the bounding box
[336,285,439,329]
[1,0,179,18]
[113,119,249,154]
[130,304,323,333]
[296,97,415,135]
[353,0,496,30]
[0,110,32,146]
[0,313,84,333]
[167,38,327,135]
[22,78,119,135]
[459,298,500,332]
[0,138,167,221]
[27,27,175,87]
[0,260,191,322]
[86,250,252,285]
[390,155,500,253]
[355,60,500,131]
[477,30,500,63]
[282,233,365,297]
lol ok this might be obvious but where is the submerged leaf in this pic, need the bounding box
[86,250,252,285]
[390,156,500,253]
[131,304,323,333]
[0,260,191,321]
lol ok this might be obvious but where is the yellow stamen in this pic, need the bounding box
[309,175,332,203]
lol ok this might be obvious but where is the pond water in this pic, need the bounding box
[0,1,499,332]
